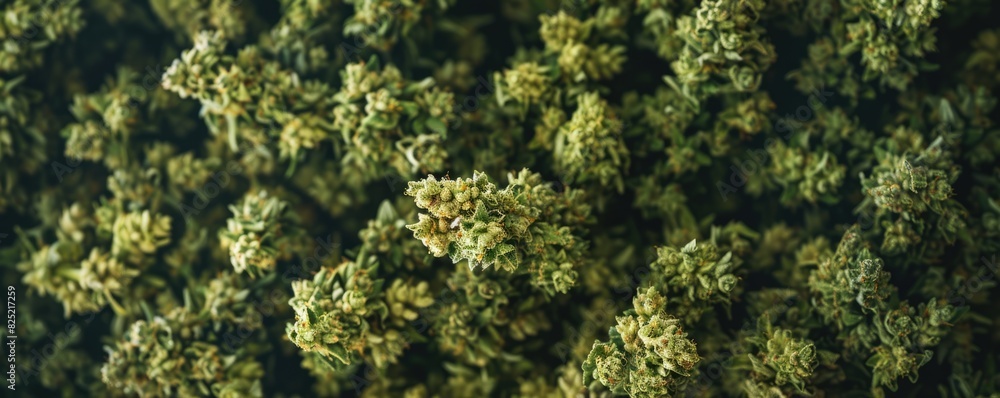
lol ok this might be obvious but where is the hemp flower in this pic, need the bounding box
[583,287,700,398]
[554,92,629,193]
[220,190,303,277]
[743,316,835,396]
[500,62,552,111]
[5,1,1000,397]
[286,252,429,372]
[0,0,84,73]
[668,0,775,97]
[649,239,740,323]
[767,141,847,206]
[101,308,264,397]
[148,0,249,41]
[342,0,449,52]
[405,169,591,295]
[861,136,967,254]
[332,58,456,179]
[538,11,626,82]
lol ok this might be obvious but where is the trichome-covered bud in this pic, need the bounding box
[500,62,552,110]
[808,227,894,329]
[101,271,267,397]
[649,239,740,323]
[861,137,967,253]
[554,92,629,193]
[669,0,775,97]
[101,315,264,397]
[332,58,456,179]
[743,316,834,396]
[767,141,846,206]
[538,11,626,82]
[286,253,419,372]
[220,190,302,277]
[405,169,591,295]
[583,287,700,398]
[111,210,172,265]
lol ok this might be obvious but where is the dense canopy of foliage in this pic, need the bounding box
[2,0,1000,397]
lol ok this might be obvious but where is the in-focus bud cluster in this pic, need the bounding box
[405,168,591,294]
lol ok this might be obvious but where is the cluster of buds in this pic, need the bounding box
[405,168,591,295]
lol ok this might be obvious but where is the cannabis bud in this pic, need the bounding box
[3,1,998,397]
[584,287,700,397]
[405,168,591,294]
[220,190,303,277]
